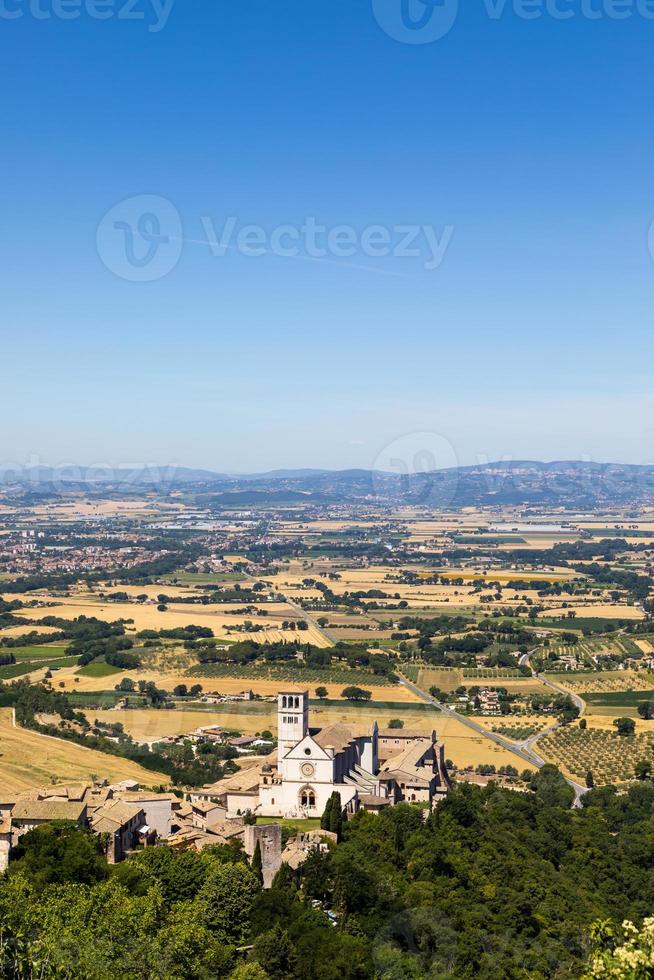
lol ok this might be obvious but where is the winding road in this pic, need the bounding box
[399,655,588,803]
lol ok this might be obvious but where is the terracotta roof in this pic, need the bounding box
[169,820,245,850]
[199,765,264,797]
[312,723,358,754]
[90,800,143,834]
[115,792,177,803]
[357,794,392,807]
[381,738,434,784]
[32,784,90,802]
[12,800,86,822]
[192,800,223,814]
[377,729,436,740]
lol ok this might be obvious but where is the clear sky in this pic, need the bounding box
[3,0,654,473]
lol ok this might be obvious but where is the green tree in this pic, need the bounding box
[529,764,575,809]
[197,862,260,945]
[251,924,297,980]
[341,686,371,702]
[131,844,206,904]
[614,717,636,736]
[315,686,328,699]
[584,917,654,977]
[637,700,654,720]
[635,759,652,780]
[9,822,109,892]
[230,965,270,980]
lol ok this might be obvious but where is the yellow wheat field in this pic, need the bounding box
[91,703,535,770]
[0,708,168,793]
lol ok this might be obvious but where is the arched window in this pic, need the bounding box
[300,787,316,809]
[295,696,299,708]
[282,696,287,708]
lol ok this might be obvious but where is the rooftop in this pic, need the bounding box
[12,800,87,822]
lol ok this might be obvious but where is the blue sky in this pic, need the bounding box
[2,0,654,472]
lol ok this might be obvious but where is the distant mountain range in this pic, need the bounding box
[2,461,654,508]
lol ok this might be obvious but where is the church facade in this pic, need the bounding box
[236,690,450,820]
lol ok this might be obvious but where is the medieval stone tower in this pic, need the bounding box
[277,690,309,756]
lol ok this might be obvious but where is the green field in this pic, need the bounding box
[12,645,70,661]
[587,528,654,538]
[534,617,633,633]
[64,691,149,708]
[0,655,79,680]
[584,689,654,708]
[452,535,527,544]
[0,661,45,679]
[76,660,124,678]
[168,571,247,585]
[255,817,321,831]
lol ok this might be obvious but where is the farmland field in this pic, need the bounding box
[545,670,654,695]
[415,666,549,695]
[76,660,123,678]
[12,644,70,661]
[9,589,332,648]
[0,655,79,680]
[45,663,420,702]
[0,707,168,793]
[91,702,536,771]
[539,725,654,786]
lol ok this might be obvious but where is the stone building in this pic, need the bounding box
[205,690,449,820]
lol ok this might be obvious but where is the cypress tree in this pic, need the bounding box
[320,794,333,830]
[251,840,264,886]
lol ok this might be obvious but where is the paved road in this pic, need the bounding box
[518,654,588,802]
[242,568,337,645]
[399,666,588,803]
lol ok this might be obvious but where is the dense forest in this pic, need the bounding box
[2,772,653,978]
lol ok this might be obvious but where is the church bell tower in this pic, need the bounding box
[277,690,309,756]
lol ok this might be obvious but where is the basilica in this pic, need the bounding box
[198,689,450,820]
